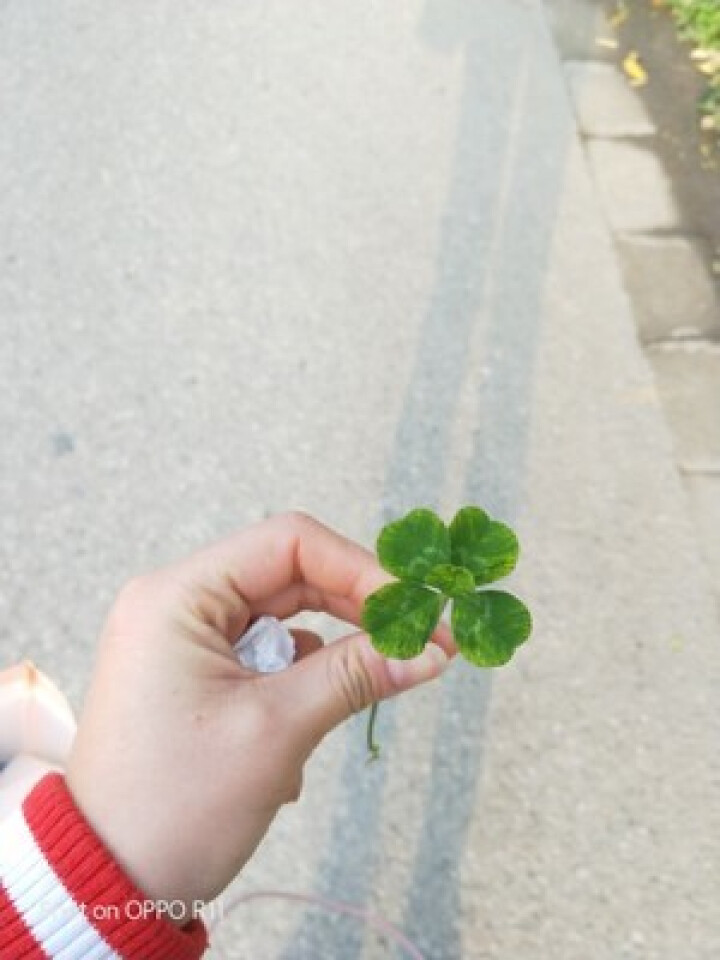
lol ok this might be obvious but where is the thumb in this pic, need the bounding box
[275,629,451,743]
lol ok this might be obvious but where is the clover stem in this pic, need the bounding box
[366,702,381,762]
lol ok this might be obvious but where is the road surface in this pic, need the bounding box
[1,1,718,957]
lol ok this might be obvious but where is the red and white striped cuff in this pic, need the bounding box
[0,773,208,960]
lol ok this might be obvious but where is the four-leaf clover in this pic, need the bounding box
[362,507,532,667]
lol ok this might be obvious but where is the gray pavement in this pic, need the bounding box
[1,2,719,958]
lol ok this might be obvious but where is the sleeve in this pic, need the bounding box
[0,773,208,960]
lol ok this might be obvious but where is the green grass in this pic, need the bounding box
[667,0,720,50]
[665,0,720,137]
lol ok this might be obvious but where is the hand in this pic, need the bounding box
[65,512,454,922]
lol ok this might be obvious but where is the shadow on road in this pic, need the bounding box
[282,1,572,956]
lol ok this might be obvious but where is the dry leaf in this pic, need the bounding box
[698,61,720,76]
[623,50,648,86]
[608,3,629,28]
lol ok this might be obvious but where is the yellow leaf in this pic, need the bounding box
[623,50,648,86]
[608,3,629,28]
[698,60,720,76]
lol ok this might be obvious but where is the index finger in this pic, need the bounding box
[177,511,389,627]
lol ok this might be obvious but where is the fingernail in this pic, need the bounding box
[424,642,449,674]
[386,642,448,690]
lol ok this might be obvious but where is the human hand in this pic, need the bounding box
[65,512,454,922]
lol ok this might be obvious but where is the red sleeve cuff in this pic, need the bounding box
[0,773,208,960]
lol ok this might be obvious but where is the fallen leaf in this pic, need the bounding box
[608,3,629,28]
[698,61,720,76]
[623,50,648,86]
[691,48,718,62]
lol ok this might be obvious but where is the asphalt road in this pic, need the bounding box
[1,2,718,957]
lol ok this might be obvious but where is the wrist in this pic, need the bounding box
[1,773,208,957]
[63,764,199,927]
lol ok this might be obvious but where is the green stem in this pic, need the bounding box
[366,702,381,762]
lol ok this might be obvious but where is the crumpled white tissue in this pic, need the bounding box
[233,616,295,673]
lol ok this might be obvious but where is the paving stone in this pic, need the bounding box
[544,0,618,63]
[647,342,720,465]
[586,140,682,232]
[683,473,720,593]
[616,234,720,343]
[565,61,656,137]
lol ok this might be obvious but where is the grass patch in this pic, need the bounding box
[666,0,720,49]
[665,0,720,140]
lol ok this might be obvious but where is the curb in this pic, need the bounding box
[544,0,720,602]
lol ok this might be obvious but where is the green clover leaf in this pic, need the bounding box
[362,582,445,659]
[423,563,475,597]
[449,506,519,585]
[452,590,532,666]
[362,505,533,759]
[376,507,451,581]
[364,505,529,663]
